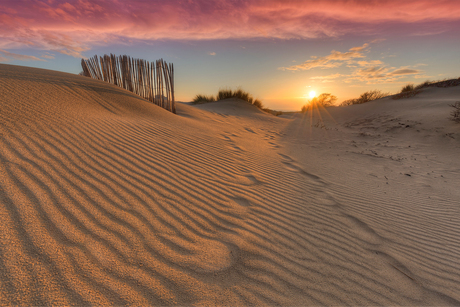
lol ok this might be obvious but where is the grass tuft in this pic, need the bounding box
[192,94,215,104]
[414,80,434,90]
[400,84,415,93]
[216,89,234,101]
[450,102,460,123]
[192,88,266,110]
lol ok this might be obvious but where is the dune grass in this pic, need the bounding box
[192,94,215,104]
[414,80,435,90]
[391,83,422,99]
[400,84,415,92]
[393,78,460,100]
[192,88,265,110]
[340,78,460,105]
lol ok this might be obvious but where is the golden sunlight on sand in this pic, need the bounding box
[1,64,460,305]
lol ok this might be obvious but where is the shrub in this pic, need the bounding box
[358,90,388,103]
[193,88,265,109]
[392,82,425,100]
[301,93,337,112]
[340,99,355,106]
[253,99,263,109]
[216,89,233,101]
[392,90,421,100]
[450,102,460,123]
[340,90,389,106]
[192,94,215,104]
[232,89,251,102]
[393,78,460,100]
[414,80,434,90]
[401,84,415,93]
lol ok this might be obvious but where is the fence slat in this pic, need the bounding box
[81,54,175,113]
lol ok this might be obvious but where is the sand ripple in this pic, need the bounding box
[1,64,460,305]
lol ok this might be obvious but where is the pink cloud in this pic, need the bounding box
[343,65,424,84]
[0,0,459,56]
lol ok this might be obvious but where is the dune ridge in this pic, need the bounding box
[1,64,460,305]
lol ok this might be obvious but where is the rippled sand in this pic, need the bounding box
[1,64,460,305]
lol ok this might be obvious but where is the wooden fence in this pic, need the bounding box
[81,54,175,113]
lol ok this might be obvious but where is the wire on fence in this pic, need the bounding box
[81,54,176,114]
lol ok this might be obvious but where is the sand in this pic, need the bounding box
[1,63,460,306]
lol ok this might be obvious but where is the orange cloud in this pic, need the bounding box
[310,73,343,83]
[344,66,424,84]
[281,43,369,71]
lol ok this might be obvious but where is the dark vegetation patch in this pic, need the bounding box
[450,102,460,123]
[192,88,282,115]
[340,90,389,106]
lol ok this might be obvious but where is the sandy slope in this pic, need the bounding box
[1,64,459,306]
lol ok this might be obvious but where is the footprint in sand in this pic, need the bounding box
[230,174,261,186]
[243,174,261,185]
[282,161,325,183]
[159,235,238,273]
[368,249,423,298]
[278,153,294,162]
[231,145,244,152]
[218,197,252,222]
[221,133,245,152]
[277,153,326,184]
[230,196,251,207]
[244,127,256,134]
[268,141,281,149]
[318,194,343,209]
[341,213,384,245]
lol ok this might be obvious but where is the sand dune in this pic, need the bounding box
[1,64,460,306]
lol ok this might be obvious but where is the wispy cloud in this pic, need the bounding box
[389,68,421,75]
[344,66,424,84]
[41,53,55,59]
[208,52,216,56]
[310,73,343,83]
[299,42,425,85]
[0,49,45,61]
[0,0,459,55]
[281,43,369,71]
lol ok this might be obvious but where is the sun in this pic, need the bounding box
[309,90,316,99]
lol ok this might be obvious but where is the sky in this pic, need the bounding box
[1,0,460,111]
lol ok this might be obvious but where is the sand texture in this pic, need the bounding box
[1,64,460,306]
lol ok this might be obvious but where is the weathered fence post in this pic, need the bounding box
[81,54,176,114]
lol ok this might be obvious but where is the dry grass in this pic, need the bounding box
[392,89,422,100]
[414,80,435,90]
[401,84,415,93]
[301,93,337,112]
[341,90,389,106]
[393,78,460,100]
[450,102,460,123]
[192,94,215,104]
[192,88,265,110]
